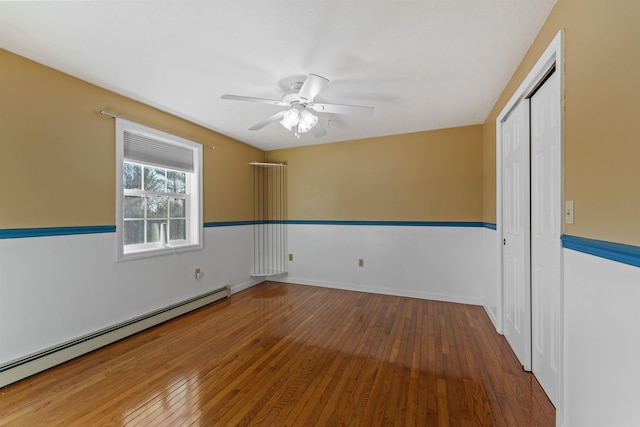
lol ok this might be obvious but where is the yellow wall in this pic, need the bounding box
[9,0,637,242]
[482,0,640,245]
[266,126,483,221]
[0,49,263,228]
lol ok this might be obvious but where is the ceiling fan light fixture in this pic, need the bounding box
[297,110,318,134]
[280,108,300,130]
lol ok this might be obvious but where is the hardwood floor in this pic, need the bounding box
[0,282,554,426]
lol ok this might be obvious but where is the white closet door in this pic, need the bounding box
[531,70,562,406]
[501,99,531,370]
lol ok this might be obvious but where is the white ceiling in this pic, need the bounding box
[0,0,556,151]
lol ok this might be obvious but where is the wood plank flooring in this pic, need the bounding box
[0,282,555,426]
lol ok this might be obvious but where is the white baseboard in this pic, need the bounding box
[0,285,230,388]
[282,276,483,306]
[230,278,265,294]
[483,304,500,332]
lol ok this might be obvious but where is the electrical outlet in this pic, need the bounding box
[358,259,364,267]
[195,268,201,280]
[289,253,293,261]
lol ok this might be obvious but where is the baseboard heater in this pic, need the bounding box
[0,285,230,388]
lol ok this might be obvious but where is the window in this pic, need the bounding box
[115,118,202,261]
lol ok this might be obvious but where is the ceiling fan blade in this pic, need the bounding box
[221,94,288,107]
[311,121,327,138]
[298,74,329,102]
[310,102,374,117]
[249,111,285,131]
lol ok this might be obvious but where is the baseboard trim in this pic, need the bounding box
[0,285,230,388]
[282,276,483,306]
[229,278,265,294]
[483,304,500,332]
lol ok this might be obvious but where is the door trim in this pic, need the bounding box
[495,29,564,420]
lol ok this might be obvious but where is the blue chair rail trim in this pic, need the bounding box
[1,222,256,238]
[561,235,640,268]
[0,225,116,239]
[0,220,492,239]
[482,222,497,230]
[209,220,485,227]
[204,220,256,228]
[285,220,484,227]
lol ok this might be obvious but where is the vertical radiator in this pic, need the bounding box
[251,161,287,276]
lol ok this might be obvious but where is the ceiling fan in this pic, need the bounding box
[221,74,374,138]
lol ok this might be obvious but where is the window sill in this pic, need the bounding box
[117,242,202,262]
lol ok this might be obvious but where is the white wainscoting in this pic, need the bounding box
[278,224,484,305]
[562,249,640,427]
[481,227,500,331]
[0,225,260,366]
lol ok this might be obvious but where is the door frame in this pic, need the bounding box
[495,29,564,418]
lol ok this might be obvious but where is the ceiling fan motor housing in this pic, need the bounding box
[283,88,312,107]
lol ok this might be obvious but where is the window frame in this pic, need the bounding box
[115,118,203,262]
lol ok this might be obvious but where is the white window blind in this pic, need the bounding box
[124,131,194,173]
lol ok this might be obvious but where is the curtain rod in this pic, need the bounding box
[99,110,216,150]
[250,161,287,167]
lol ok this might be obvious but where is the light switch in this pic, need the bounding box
[565,200,574,224]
